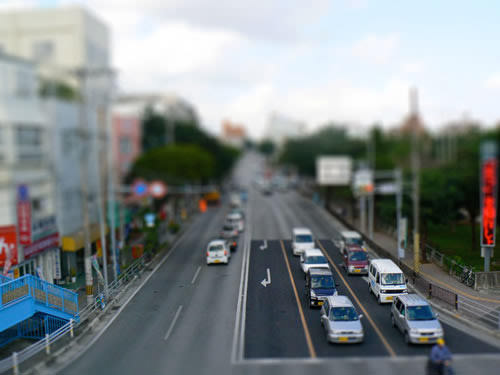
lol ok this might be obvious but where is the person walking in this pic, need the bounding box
[427,338,454,375]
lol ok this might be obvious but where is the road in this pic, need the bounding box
[57,153,500,375]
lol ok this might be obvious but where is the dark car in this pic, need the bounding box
[305,268,338,308]
[343,245,369,275]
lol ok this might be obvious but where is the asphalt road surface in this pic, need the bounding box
[56,153,500,375]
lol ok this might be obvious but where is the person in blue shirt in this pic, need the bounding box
[427,338,454,375]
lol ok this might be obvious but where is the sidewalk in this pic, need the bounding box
[328,202,500,305]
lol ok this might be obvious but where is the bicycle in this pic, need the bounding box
[459,266,475,287]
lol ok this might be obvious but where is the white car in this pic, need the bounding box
[292,227,314,256]
[338,231,366,255]
[206,240,231,265]
[300,248,330,274]
[226,212,244,232]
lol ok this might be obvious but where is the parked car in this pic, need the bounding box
[368,259,408,304]
[338,231,366,255]
[300,248,330,274]
[292,227,314,256]
[391,294,443,344]
[343,245,369,275]
[305,268,338,307]
[206,240,231,265]
[320,295,364,344]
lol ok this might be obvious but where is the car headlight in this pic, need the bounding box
[435,329,443,336]
[380,290,386,294]
[310,290,316,298]
[410,328,419,334]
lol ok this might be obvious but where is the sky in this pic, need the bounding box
[1,0,500,138]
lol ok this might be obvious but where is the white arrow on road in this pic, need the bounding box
[260,240,267,251]
[261,268,271,287]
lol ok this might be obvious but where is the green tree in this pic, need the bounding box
[258,139,276,156]
[39,79,78,101]
[141,107,167,153]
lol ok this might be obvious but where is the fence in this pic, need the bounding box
[0,254,147,375]
[324,204,500,331]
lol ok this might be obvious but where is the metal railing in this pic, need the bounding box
[0,276,11,285]
[0,253,148,375]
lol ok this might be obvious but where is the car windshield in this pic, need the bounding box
[209,244,224,252]
[223,225,233,231]
[407,305,435,321]
[346,238,363,246]
[311,275,334,289]
[306,256,326,264]
[349,251,367,261]
[329,307,358,321]
[296,234,313,243]
[381,273,404,285]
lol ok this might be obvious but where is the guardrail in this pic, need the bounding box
[324,204,500,332]
[0,276,11,285]
[0,254,147,375]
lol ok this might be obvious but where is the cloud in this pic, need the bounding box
[0,0,38,10]
[350,33,400,64]
[485,73,500,89]
[402,61,425,74]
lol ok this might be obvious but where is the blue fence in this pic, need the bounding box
[0,275,79,328]
[0,275,11,285]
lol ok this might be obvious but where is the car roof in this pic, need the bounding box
[370,258,402,273]
[227,213,241,219]
[346,245,365,252]
[304,248,325,257]
[325,295,354,308]
[309,268,332,276]
[208,239,226,246]
[397,294,429,307]
[293,227,312,235]
[341,231,362,239]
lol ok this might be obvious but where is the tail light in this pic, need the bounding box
[206,251,210,257]
[232,241,237,246]
[224,250,228,256]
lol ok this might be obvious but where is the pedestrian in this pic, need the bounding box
[427,338,454,375]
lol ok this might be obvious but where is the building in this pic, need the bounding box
[221,120,246,149]
[264,112,306,148]
[0,53,60,283]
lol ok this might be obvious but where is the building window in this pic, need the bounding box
[119,137,132,155]
[16,71,32,97]
[16,127,43,161]
[32,41,54,62]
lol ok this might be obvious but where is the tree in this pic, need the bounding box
[258,139,276,156]
[141,107,167,153]
[39,79,78,101]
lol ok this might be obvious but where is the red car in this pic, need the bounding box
[343,245,369,275]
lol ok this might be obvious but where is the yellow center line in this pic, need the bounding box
[317,240,397,358]
[279,240,317,359]
[419,270,500,304]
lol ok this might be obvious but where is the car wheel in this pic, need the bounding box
[404,332,410,344]
[377,294,383,305]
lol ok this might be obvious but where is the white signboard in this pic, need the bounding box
[352,169,374,196]
[316,156,352,186]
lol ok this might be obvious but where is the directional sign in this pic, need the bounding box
[132,179,149,198]
[149,181,168,199]
[261,268,271,287]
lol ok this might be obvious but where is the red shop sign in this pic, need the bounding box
[17,185,32,245]
[0,225,18,268]
[23,233,59,259]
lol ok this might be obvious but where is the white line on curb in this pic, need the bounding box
[164,305,183,342]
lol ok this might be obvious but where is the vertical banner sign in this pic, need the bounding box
[480,142,498,248]
[0,225,18,273]
[54,248,62,280]
[398,217,407,259]
[17,185,32,245]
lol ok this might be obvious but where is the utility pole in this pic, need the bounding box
[107,103,118,281]
[75,69,94,305]
[367,130,375,239]
[410,87,421,273]
[395,168,404,259]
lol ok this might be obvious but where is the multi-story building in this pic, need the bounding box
[221,120,246,149]
[264,112,306,148]
[0,53,59,283]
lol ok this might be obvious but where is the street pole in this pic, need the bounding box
[395,169,403,259]
[360,196,366,234]
[76,69,94,305]
[107,106,118,281]
[410,87,421,273]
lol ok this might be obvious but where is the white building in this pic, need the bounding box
[0,53,59,283]
[264,112,306,147]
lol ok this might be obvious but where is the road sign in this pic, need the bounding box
[132,179,149,198]
[480,141,498,248]
[316,156,352,185]
[149,181,167,199]
[375,182,398,195]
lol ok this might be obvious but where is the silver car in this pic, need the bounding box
[391,294,443,344]
[320,295,364,344]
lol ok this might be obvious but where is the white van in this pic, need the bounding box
[368,259,408,304]
[225,212,244,232]
[292,228,314,256]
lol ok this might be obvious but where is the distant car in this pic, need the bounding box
[226,212,244,232]
[391,294,443,344]
[305,268,338,307]
[292,227,314,256]
[338,231,366,255]
[343,245,369,275]
[206,240,231,265]
[229,239,238,252]
[220,224,238,239]
[230,193,242,208]
[320,295,364,344]
[300,248,330,274]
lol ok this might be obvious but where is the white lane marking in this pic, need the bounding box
[191,266,202,285]
[259,240,267,250]
[261,268,271,287]
[164,305,183,342]
[54,222,193,373]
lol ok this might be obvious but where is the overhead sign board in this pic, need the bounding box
[480,141,498,248]
[375,182,398,195]
[352,169,374,197]
[316,156,352,186]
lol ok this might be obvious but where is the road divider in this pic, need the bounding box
[317,240,396,358]
[280,240,317,359]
